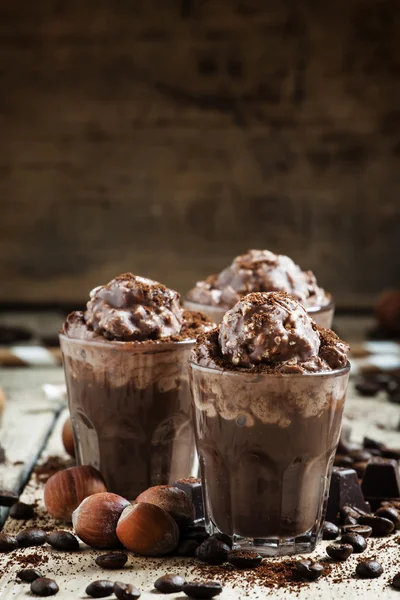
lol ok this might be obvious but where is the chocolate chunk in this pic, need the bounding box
[30,578,59,596]
[16,528,47,547]
[209,532,233,549]
[356,560,383,579]
[182,581,223,599]
[17,569,42,583]
[227,550,262,569]
[355,379,381,397]
[95,552,128,569]
[375,506,400,528]
[86,581,115,598]
[392,573,400,589]
[341,524,372,538]
[154,574,186,593]
[361,457,400,510]
[340,532,367,553]
[195,538,230,565]
[0,490,19,507]
[0,532,18,552]
[113,582,141,600]
[322,522,339,540]
[326,468,371,523]
[326,543,353,561]
[295,560,324,581]
[9,502,35,520]
[174,477,204,521]
[358,515,394,536]
[176,539,200,557]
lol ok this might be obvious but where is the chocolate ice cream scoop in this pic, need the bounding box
[85,273,184,341]
[219,292,320,368]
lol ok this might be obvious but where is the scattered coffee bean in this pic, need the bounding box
[382,500,400,510]
[176,539,200,557]
[322,522,339,540]
[392,572,400,589]
[95,552,128,569]
[358,515,394,536]
[0,490,19,507]
[353,462,368,479]
[364,437,385,451]
[375,506,400,528]
[340,532,367,553]
[154,574,186,593]
[355,560,383,579]
[183,525,209,543]
[16,528,47,547]
[349,449,372,463]
[326,543,353,561]
[182,580,222,599]
[17,569,42,583]
[195,538,230,565]
[295,560,325,581]
[30,577,59,596]
[48,531,80,552]
[209,532,233,549]
[86,581,115,598]
[0,532,18,552]
[381,448,400,460]
[9,502,35,520]
[344,515,358,526]
[113,582,141,600]
[227,550,262,569]
[334,455,353,468]
[355,380,381,397]
[341,524,372,538]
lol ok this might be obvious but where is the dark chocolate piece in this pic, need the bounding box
[326,467,371,523]
[361,457,400,510]
[174,477,204,521]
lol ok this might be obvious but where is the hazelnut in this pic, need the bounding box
[73,492,130,549]
[62,418,75,458]
[44,465,107,521]
[136,485,195,530]
[116,501,179,556]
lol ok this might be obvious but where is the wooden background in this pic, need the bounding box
[0,0,399,308]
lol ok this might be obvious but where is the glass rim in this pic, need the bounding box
[59,332,196,353]
[189,360,350,379]
[184,296,334,315]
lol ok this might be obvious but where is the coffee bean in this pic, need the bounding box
[0,490,19,507]
[353,462,368,479]
[344,516,358,526]
[0,532,18,552]
[334,455,353,468]
[322,522,339,540]
[227,550,262,569]
[381,448,400,460]
[48,531,80,552]
[349,449,372,462]
[86,581,115,598]
[183,525,209,543]
[30,578,59,596]
[355,380,381,397]
[340,532,367,553]
[364,437,385,451]
[176,539,200,557]
[375,506,400,528]
[355,560,383,578]
[9,502,35,520]
[182,581,222,599]
[326,543,353,561]
[341,524,372,539]
[341,506,361,521]
[392,572,400,589]
[16,528,47,547]
[209,532,233,549]
[195,538,230,565]
[17,569,42,582]
[95,552,128,569]
[295,560,325,581]
[154,574,186,593]
[358,515,394,536]
[113,582,141,600]
[382,500,400,510]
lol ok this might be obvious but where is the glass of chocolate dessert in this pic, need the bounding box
[189,291,350,556]
[60,273,212,500]
[185,249,334,328]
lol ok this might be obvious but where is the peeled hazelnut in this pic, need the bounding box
[136,485,195,530]
[73,492,130,549]
[62,418,75,458]
[44,465,107,521]
[116,501,179,556]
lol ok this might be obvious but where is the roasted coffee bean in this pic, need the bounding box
[227,550,262,569]
[154,574,186,593]
[353,462,368,479]
[344,515,358,526]
[182,580,223,599]
[95,552,128,569]
[176,539,200,557]
[355,560,383,579]
[0,532,18,552]
[195,538,230,565]
[86,581,115,598]
[349,450,372,463]
[381,448,400,460]
[17,569,42,582]
[295,560,325,581]
[48,531,80,552]
[30,578,59,596]
[16,528,47,547]
[355,380,381,397]
[364,437,385,451]
[375,506,400,528]
[326,543,353,561]
[358,515,394,536]
[341,506,361,521]
[340,533,367,553]
[9,502,35,520]
[334,455,353,468]
[0,490,19,507]
[341,524,372,539]
[322,522,339,540]
[209,532,233,549]
[113,582,141,600]
[392,573,400,589]
[183,526,209,544]
[382,500,400,510]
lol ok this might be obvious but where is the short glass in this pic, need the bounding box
[189,362,350,556]
[60,335,198,500]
